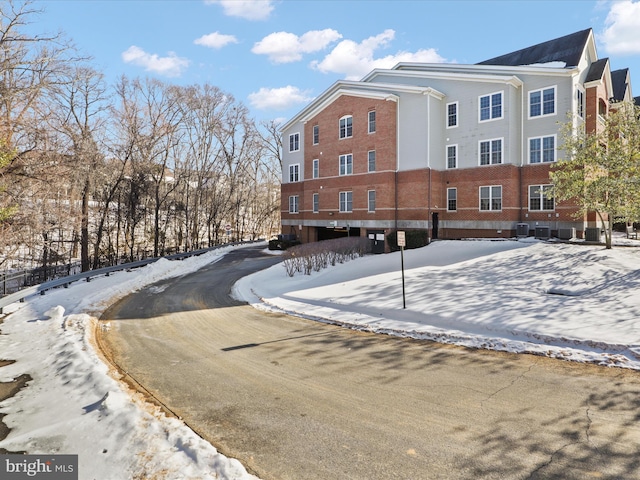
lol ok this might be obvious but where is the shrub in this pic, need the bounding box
[281,236,372,277]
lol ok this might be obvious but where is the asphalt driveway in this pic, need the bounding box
[100,245,640,480]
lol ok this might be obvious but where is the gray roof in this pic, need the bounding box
[611,68,630,102]
[585,58,609,83]
[477,28,592,68]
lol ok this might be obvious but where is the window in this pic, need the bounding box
[313,193,319,213]
[368,111,376,133]
[479,138,503,165]
[368,150,376,172]
[447,188,457,211]
[447,102,458,128]
[313,125,319,145]
[529,87,556,117]
[446,145,457,169]
[599,98,607,117]
[289,132,300,152]
[339,115,353,139]
[368,190,376,212]
[529,185,554,211]
[576,88,584,119]
[529,136,555,163]
[312,159,319,179]
[479,186,502,211]
[288,195,299,214]
[339,191,352,212]
[479,92,502,121]
[339,154,353,176]
[289,164,300,182]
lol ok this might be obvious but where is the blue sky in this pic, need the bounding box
[30,0,640,123]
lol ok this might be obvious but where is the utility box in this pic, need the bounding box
[585,227,601,243]
[558,228,576,240]
[535,226,551,240]
[516,223,529,237]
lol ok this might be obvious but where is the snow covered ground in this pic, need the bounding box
[1,236,640,479]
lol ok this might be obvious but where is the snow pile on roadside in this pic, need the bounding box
[0,245,260,480]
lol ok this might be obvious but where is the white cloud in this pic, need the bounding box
[194,32,238,49]
[601,0,640,55]
[312,29,446,80]
[205,0,274,21]
[121,46,190,77]
[252,29,342,63]
[248,85,314,110]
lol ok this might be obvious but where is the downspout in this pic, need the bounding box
[427,93,432,240]
[395,98,400,232]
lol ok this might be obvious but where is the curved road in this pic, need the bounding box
[100,246,640,480]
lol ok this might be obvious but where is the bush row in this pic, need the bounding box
[282,237,372,277]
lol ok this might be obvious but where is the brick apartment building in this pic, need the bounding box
[280,29,638,252]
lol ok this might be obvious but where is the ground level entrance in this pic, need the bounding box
[367,230,386,254]
[317,227,361,241]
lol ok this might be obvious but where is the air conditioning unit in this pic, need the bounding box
[516,223,529,237]
[585,227,601,243]
[558,228,575,240]
[535,226,551,240]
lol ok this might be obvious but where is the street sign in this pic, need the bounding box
[397,231,406,309]
[397,231,406,247]
[225,224,232,231]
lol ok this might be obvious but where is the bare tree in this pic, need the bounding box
[46,65,110,271]
[0,0,78,270]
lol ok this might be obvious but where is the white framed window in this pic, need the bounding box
[576,87,585,119]
[479,138,503,165]
[447,188,457,212]
[446,144,457,169]
[289,195,299,214]
[368,190,376,212]
[289,132,300,152]
[529,185,555,211]
[339,153,353,176]
[339,191,352,212]
[313,193,319,213]
[447,101,458,128]
[529,135,556,163]
[312,159,319,179]
[339,115,353,139]
[529,86,556,118]
[368,150,376,172]
[289,164,300,182]
[479,186,502,211]
[479,91,503,122]
[313,125,319,145]
[368,111,376,133]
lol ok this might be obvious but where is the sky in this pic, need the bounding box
[2,235,640,478]
[26,0,640,124]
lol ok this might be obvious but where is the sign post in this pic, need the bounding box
[397,231,406,309]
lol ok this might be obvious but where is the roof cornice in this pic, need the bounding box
[282,81,443,130]
[363,63,577,85]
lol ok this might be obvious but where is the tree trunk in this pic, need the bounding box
[81,178,91,271]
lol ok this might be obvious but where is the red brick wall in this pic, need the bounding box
[304,95,397,178]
